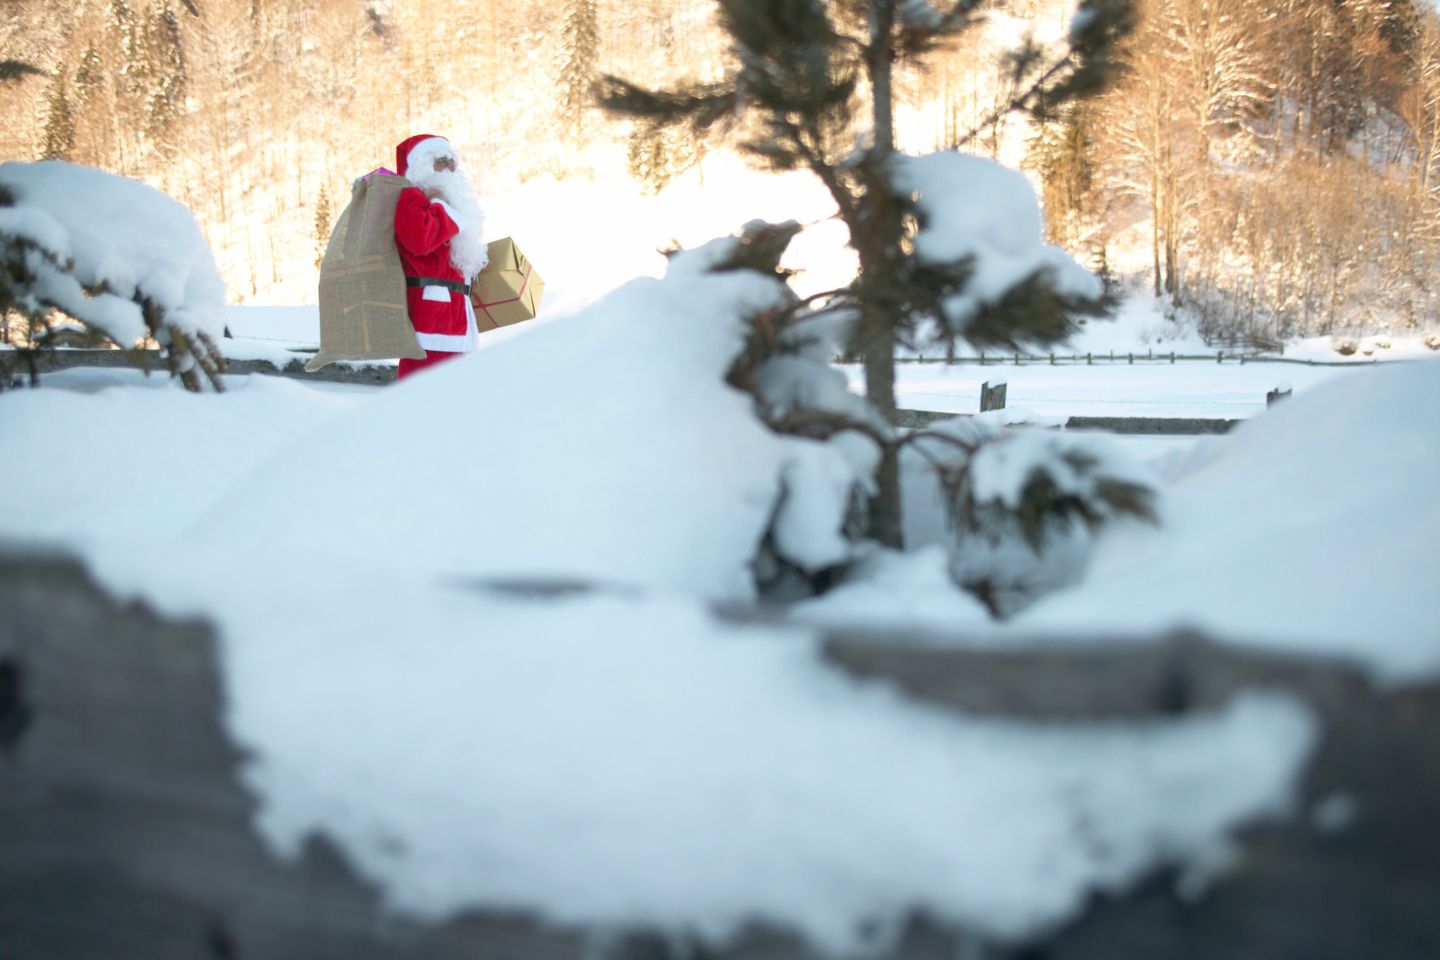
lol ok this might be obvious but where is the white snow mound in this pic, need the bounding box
[191,262,795,600]
[0,160,227,344]
[1021,359,1440,680]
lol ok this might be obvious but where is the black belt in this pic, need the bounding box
[407,277,471,295]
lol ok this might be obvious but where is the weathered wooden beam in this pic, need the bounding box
[1064,415,1240,434]
[895,409,1242,434]
[821,629,1440,958]
[0,551,581,960]
[19,348,398,385]
[821,629,1369,720]
[4,552,1438,959]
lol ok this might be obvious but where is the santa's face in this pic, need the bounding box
[401,135,488,278]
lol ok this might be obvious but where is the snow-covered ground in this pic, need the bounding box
[10,257,1409,951]
[6,157,1438,953]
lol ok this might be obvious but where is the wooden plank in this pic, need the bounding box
[1065,415,1240,434]
[4,552,1438,959]
[0,552,581,960]
[896,410,1241,434]
[822,629,1440,958]
[21,349,398,385]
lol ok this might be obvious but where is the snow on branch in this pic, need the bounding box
[907,417,1158,617]
[0,161,227,392]
[891,151,1103,346]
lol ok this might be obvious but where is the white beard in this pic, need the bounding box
[410,167,488,280]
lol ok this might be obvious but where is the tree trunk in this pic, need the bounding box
[863,0,903,549]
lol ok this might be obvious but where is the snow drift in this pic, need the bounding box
[189,245,843,600]
[1020,359,1440,680]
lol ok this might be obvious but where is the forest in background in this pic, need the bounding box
[3,0,1440,337]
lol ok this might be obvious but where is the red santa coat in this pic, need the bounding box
[393,187,475,353]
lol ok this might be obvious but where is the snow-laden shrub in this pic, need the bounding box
[1425,333,1440,351]
[0,160,227,391]
[906,417,1157,617]
[1332,337,1358,356]
[683,221,884,595]
[688,219,1156,609]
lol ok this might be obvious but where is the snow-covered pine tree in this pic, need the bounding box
[0,60,43,350]
[601,0,1135,547]
[37,70,75,161]
[142,0,186,152]
[314,185,331,269]
[0,159,227,393]
[557,0,600,147]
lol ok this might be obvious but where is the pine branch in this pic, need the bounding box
[0,60,44,83]
[597,76,740,132]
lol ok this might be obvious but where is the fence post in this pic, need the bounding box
[1217,351,1223,364]
[1049,352,1056,366]
[979,352,986,366]
[1128,352,1134,364]
[980,380,1008,412]
[1170,352,1175,364]
[1014,353,1020,366]
[1087,352,1093,365]
[1267,386,1292,407]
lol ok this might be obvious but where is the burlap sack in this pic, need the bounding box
[305,173,424,371]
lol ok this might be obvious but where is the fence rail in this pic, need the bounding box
[6,348,396,385]
[883,349,1406,368]
[895,409,1241,433]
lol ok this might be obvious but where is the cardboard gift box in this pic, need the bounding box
[471,237,544,330]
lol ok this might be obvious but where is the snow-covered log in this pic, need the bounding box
[3,551,1437,960]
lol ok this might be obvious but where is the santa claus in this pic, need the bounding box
[392,134,489,379]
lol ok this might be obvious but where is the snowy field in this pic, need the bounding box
[4,158,1439,952]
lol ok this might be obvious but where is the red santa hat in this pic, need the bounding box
[395,134,455,182]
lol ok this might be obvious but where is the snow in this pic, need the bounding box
[72,536,1315,952]
[1012,359,1440,680]
[773,442,859,572]
[222,304,322,347]
[9,158,1423,949]
[0,244,1332,950]
[794,545,995,629]
[899,0,944,30]
[968,428,1153,511]
[0,160,227,345]
[191,261,797,601]
[891,152,1100,332]
[864,357,1370,418]
[1286,333,1440,363]
[0,374,366,546]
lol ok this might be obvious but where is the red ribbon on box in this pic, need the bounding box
[475,262,533,329]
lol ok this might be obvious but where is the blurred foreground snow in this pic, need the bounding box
[3,258,1436,950]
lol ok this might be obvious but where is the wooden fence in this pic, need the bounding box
[887,348,1406,368]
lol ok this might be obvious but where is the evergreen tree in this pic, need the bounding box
[143,0,187,147]
[557,0,600,145]
[38,70,75,161]
[626,120,703,193]
[602,0,1134,546]
[314,185,331,268]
